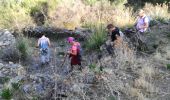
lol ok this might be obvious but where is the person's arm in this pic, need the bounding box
[70,50,77,56]
[68,46,77,56]
[37,39,40,48]
[47,38,51,47]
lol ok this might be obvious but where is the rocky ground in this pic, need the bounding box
[0,22,170,100]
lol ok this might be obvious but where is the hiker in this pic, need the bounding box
[134,9,149,50]
[67,37,82,72]
[37,33,51,65]
[135,9,149,33]
[105,24,123,54]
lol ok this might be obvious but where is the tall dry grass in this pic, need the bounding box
[144,3,170,22]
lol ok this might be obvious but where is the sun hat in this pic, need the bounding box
[67,37,75,43]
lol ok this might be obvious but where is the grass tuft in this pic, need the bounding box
[1,88,12,100]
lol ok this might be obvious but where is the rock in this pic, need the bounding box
[0,30,15,50]
[71,83,84,93]
[17,66,26,76]
[23,84,32,93]
[103,68,113,74]
[10,75,24,83]
[34,83,45,94]
[9,61,14,65]
[0,63,4,70]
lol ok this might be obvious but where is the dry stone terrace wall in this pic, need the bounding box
[22,26,92,41]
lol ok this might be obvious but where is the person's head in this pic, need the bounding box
[138,9,145,17]
[106,24,116,33]
[41,33,45,37]
[67,37,75,44]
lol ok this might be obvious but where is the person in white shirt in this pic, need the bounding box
[37,33,51,65]
[135,9,149,33]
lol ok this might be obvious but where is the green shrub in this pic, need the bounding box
[167,64,170,69]
[84,23,107,51]
[108,95,116,100]
[16,37,29,61]
[0,0,58,29]
[11,82,21,91]
[89,63,96,70]
[0,77,10,84]
[1,88,12,100]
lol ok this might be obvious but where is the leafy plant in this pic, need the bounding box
[85,23,107,51]
[89,63,96,70]
[167,64,170,70]
[0,77,10,84]
[11,82,21,90]
[16,37,29,60]
[1,88,12,100]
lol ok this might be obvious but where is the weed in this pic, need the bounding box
[1,88,12,100]
[167,64,170,69]
[85,23,107,51]
[11,82,21,91]
[0,77,10,84]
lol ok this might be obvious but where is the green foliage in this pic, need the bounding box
[11,82,21,90]
[0,0,58,29]
[0,77,10,84]
[89,63,103,73]
[89,63,96,70]
[108,95,116,100]
[84,23,107,51]
[167,64,170,70]
[16,37,29,60]
[1,88,12,100]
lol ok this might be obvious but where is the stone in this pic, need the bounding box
[10,75,24,83]
[34,83,45,94]
[9,61,14,65]
[17,66,26,76]
[0,29,16,50]
[0,63,4,70]
[23,84,32,93]
[103,68,113,74]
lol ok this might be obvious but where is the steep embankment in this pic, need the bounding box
[0,22,170,100]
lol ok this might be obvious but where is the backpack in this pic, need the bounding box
[119,30,124,38]
[76,42,83,61]
[143,16,151,27]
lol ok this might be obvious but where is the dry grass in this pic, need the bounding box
[144,3,170,21]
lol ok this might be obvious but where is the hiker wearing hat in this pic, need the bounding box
[134,9,149,50]
[37,33,51,65]
[135,9,149,33]
[67,37,82,72]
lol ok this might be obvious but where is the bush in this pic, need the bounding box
[0,77,10,84]
[167,64,170,69]
[11,82,21,91]
[1,88,12,100]
[0,46,20,63]
[16,37,31,61]
[84,23,107,51]
[0,0,58,30]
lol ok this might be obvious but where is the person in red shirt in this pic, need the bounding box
[67,37,82,72]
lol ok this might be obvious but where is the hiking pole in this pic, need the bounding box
[59,53,68,67]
